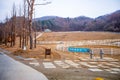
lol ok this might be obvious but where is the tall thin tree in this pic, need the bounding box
[27,0,35,49]
[10,3,16,47]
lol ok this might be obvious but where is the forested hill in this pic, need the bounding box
[35,10,120,32]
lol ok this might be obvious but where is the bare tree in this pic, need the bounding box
[4,17,9,46]
[26,0,35,49]
[22,0,26,49]
[19,4,22,48]
[26,0,51,49]
[10,3,16,47]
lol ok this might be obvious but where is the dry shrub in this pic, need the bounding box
[13,49,29,56]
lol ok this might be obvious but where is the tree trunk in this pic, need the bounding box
[27,0,35,49]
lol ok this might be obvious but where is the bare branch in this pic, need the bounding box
[35,2,51,5]
[26,0,31,6]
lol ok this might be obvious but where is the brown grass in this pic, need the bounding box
[37,32,120,41]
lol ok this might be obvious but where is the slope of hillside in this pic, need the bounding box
[35,10,120,32]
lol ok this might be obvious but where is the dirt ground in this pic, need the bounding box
[5,46,120,80]
[3,46,119,80]
[0,31,120,80]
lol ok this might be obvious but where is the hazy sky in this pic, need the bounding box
[0,0,120,22]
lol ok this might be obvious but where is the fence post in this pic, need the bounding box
[100,49,104,59]
[89,50,93,59]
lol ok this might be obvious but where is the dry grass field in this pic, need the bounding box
[37,31,120,41]
[1,31,120,59]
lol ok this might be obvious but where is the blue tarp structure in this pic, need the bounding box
[68,47,90,53]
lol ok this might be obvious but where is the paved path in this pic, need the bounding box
[0,52,48,80]
[33,32,43,40]
[29,59,120,74]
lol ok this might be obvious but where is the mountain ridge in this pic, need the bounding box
[34,10,120,32]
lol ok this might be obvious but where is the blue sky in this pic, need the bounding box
[0,0,120,22]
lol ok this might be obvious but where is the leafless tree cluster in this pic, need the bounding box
[0,4,16,47]
[0,0,33,49]
[0,0,51,49]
